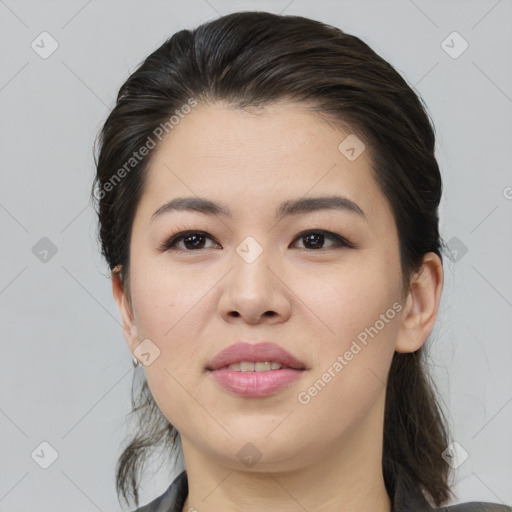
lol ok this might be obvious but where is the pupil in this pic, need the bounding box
[305,233,323,249]
[182,233,325,250]
[185,234,204,249]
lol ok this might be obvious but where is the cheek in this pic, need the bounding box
[125,241,219,422]
[305,258,401,342]
[296,269,399,424]
[129,253,210,338]
[298,261,401,415]
[130,261,210,427]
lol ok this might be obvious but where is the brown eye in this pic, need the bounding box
[159,231,219,251]
[159,229,353,252]
[291,230,353,250]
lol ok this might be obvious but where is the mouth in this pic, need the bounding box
[205,341,307,372]
[215,361,298,371]
[205,341,307,398]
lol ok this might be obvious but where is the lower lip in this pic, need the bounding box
[208,368,305,397]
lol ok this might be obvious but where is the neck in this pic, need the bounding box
[180,389,392,512]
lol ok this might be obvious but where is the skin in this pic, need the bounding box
[112,101,443,512]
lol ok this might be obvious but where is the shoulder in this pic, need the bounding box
[131,470,188,512]
[437,504,511,511]
[392,468,510,512]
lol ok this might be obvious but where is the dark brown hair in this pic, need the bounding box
[92,10,452,509]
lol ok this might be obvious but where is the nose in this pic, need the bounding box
[218,242,292,325]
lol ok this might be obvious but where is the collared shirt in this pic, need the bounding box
[133,470,511,512]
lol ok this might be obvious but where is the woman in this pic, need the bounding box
[91,11,510,512]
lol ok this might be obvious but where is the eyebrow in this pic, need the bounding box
[150,195,368,223]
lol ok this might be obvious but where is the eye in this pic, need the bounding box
[291,229,353,250]
[158,228,353,252]
[158,230,219,252]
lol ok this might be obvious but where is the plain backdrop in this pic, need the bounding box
[1,0,511,510]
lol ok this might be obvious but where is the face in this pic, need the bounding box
[115,101,421,471]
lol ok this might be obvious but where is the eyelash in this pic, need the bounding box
[157,224,354,252]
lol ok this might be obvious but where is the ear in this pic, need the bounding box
[111,266,139,355]
[394,252,444,353]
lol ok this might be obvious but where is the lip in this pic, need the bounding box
[206,341,306,371]
[205,341,307,398]
[209,367,305,398]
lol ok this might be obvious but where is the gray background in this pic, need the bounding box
[1,0,511,510]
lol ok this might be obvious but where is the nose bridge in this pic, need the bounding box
[219,233,291,323]
[231,235,273,290]
[235,235,267,266]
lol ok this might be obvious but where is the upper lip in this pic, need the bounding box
[206,341,306,370]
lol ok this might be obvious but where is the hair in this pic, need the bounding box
[91,10,453,509]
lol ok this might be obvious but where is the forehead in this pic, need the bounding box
[138,101,391,228]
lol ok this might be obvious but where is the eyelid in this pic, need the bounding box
[292,229,354,250]
[157,226,218,252]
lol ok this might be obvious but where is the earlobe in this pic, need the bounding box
[111,267,139,353]
[394,252,444,354]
